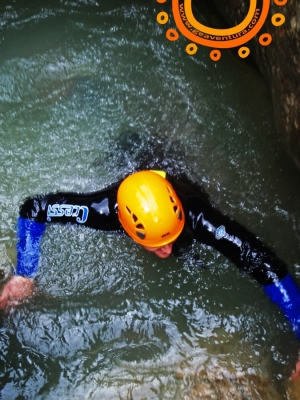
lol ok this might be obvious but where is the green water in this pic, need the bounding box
[1,1,300,398]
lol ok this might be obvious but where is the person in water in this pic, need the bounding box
[2,170,300,376]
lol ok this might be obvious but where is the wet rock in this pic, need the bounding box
[194,0,300,171]
[186,366,282,400]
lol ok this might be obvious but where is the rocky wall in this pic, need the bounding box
[196,0,300,171]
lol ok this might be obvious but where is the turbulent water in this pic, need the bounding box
[1,1,300,399]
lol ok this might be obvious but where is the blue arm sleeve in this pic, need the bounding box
[16,217,46,278]
[262,274,300,341]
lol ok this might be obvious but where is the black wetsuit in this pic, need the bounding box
[16,173,300,340]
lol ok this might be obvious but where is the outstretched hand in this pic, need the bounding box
[0,276,34,311]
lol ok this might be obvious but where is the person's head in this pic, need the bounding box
[117,170,185,258]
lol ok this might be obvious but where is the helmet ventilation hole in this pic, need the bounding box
[177,209,183,220]
[136,223,145,240]
[132,214,138,222]
[136,231,146,239]
[173,205,183,220]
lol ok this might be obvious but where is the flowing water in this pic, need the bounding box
[1,1,300,399]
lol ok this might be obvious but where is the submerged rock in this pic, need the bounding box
[186,366,282,400]
[286,377,300,400]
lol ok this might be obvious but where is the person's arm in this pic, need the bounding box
[1,184,122,310]
[182,193,300,341]
[16,184,122,278]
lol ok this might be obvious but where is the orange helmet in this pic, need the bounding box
[117,170,185,247]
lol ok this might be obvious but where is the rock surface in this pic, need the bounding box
[195,0,300,171]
